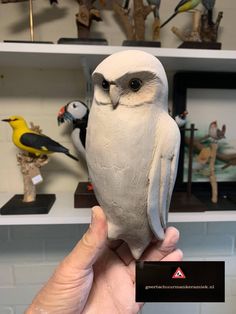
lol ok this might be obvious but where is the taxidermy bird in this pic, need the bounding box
[202,0,216,25]
[86,50,180,259]
[2,116,78,161]
[208,120,226,141]
[161,0,201,28]
[57,100,89,161]
[175,110,188,128]
[146,0,161,18]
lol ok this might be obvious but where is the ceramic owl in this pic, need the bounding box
[86,50,180,259]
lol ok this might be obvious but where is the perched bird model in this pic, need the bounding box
[161,0,201,28]
[208,120,226,141]
[2,116,78,161]
[57,100,89,161]
[86,50,180,259]
[175,110,188,128]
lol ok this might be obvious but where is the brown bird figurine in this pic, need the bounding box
[208,120,226,141]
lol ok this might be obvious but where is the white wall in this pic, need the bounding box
[0,1,236,313]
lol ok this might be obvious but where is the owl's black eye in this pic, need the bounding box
[129,78,142,92]
[102,79,110,91]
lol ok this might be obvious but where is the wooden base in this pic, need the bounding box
[194,191,236,211]
[57,38,108,45]
[4,40,53,44]
[74,182,98,208]
[170,192,207,212]
[73,183,236,212]
[122,40,161,47]
[1,194,56,215]
[178,41,221,50]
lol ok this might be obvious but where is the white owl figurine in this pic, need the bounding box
[86,50,180,259]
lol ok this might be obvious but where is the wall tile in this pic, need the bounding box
[170,222,207,236]
[0,285,42,305]
[0,265,14,286]
[13,263,57,285]
[45,238,78,261]
[15,305,29,314]
[201,297,236,314]
[178,235,234,257]
[10,224,79,240]
[0,227,9,241]
[142,303,200,314]
[76,224,89,238]
[204,256,236,276]
[207,222,236,236]
[0,307,14,314]
[0,240,44,263]
[230,278,236,296]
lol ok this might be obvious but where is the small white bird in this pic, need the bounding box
[208,120,226,141]
[57,100,89,161]
[86,50,180,259]
[175,110,188,128]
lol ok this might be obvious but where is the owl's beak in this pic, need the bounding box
[109,84,120,109]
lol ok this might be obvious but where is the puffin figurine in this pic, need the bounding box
[57,100,89,161]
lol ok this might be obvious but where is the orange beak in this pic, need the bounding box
[57,105,66,125]
[58,105,65,117]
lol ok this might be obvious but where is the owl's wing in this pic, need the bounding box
[147,113,180,240]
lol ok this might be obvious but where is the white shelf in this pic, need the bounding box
[1,192,236,225]
[169,210,236,223]
[0,42,236,72]
[0,193,91,225]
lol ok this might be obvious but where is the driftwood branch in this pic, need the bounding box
[172,8,223,43]
[200,11,223,42]
[76,0,103,38]
[133,0,145,40]
[112,0,134,40]
[152,17,160,41]
[133,0,153,40]
[113,0,154,41]
[17,154,48,202]
[209,143,218,203]
[185,136,236,167]
[171,10,201,42]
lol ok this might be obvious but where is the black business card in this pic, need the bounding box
[136,261,225,302]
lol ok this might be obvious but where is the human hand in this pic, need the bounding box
[26,206,182,314]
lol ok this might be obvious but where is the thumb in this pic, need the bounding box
[66,206,108,270]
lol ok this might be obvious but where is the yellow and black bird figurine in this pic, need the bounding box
[161,0,201,28]
[2,115,78,161]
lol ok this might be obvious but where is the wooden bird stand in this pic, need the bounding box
[0,123,55,215]
[58,0,107,45]
[173,9,222,49]
[209,142,218,203]
[17,153,48,203]
[113,0,160,46]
